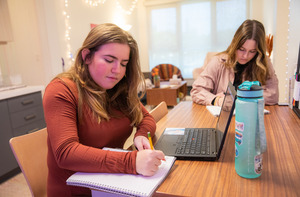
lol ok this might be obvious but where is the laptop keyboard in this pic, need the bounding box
[176,128,212,155]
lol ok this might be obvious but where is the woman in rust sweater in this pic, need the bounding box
[43,23,165,196]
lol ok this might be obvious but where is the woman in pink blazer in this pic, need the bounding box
[191,19,279,106]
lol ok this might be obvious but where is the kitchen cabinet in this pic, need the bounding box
[0,91,46,182]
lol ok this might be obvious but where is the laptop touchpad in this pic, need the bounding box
[155,135,181,155]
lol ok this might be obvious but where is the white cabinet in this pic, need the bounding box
[0,0,13,42]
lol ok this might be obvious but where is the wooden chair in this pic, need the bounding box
[149,101,168,123]
[123,101,168,149]
[9,128,48,197]
[192,52,218,79]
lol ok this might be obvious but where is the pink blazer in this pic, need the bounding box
[191,54,279,106]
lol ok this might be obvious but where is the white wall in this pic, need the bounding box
[287,0,300,105]
[1,0,47,86]
[136,0,149,72]
[272,0,290,104]
[35,0,62,84]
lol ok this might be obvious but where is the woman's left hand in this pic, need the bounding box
[134,136,151,151]
[215,92,225,106]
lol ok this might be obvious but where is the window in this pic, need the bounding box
[147,0,249,78]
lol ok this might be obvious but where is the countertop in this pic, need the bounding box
[0,85,45,100]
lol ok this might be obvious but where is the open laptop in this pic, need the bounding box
[154,82,237,161]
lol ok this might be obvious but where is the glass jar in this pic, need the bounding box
[153,75,160,88]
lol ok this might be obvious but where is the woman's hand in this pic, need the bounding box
[136,149,165,176]
[134,136,151,151]
[215,92,225,106]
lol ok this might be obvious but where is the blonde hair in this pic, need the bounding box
[222,19,269,85]
[57,23,145,126]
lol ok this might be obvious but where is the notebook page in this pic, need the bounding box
[66,156,176,197]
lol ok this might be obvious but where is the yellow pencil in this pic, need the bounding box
[147,132,154,150]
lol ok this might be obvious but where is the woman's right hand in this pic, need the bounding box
[136,149,165,176]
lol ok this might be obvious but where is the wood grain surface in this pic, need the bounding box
[153,101,300,197]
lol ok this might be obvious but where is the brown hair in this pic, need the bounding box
[222,19,269,85]
[57,23,145,125]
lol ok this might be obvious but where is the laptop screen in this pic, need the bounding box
[215,82,237,153]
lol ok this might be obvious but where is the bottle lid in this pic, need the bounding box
[237,81,263,98]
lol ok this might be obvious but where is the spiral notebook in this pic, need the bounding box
[66,155,176,197]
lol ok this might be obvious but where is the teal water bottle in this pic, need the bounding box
[235,81,267,178]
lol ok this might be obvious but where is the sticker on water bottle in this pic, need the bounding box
[235,145,239,157]
[235,121,244,132]
[235,131,243,145]
[254,154,263,174]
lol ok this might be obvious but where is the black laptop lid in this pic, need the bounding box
[215,82,237,157]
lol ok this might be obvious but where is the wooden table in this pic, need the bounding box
[153,101,300,197]
[146,81,187,106]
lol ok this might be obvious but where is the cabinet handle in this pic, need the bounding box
[22,99,34,105]
[28,128,39,133]
[24,114,36,121]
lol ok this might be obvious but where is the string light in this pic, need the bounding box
[63,0,138,67]
[63,0,73,67]
[84,0,106,7]
[116,0,138,15]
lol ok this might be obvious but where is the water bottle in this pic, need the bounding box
[235,81,267,178]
